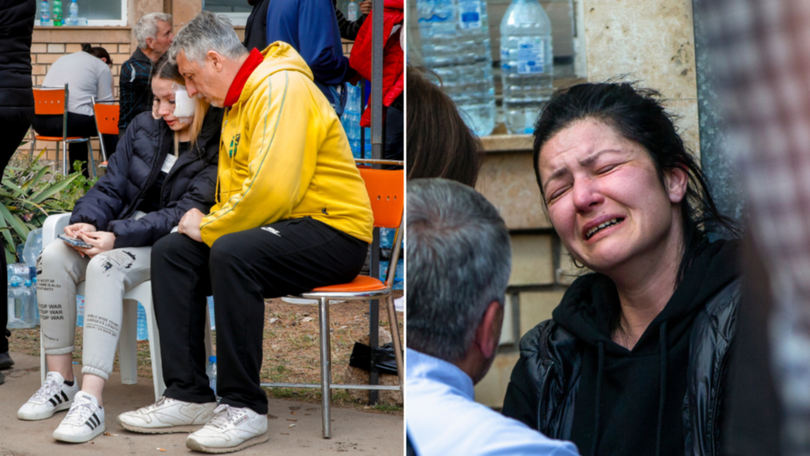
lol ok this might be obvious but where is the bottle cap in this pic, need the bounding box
[209,356,216,362]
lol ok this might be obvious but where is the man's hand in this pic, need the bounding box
[359,1,372,15]
[178,208,205,243]
[78,231,116,258]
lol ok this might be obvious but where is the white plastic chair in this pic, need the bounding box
[39,213,212,400]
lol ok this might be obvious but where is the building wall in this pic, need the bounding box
[22,0,355,164]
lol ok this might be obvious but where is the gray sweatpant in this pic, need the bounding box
[37,241,151,380]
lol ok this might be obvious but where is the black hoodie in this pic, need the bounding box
[504,239,740,456]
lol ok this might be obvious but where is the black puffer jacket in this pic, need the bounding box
[0,0,35,110]
[70,108,222,248]
[503,242,740,456]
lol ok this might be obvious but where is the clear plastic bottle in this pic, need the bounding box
[7,279,31,328]
[206,356,217,395]
[52,0,62,26]
[348,0,358,21]
[39,0,50,26]
[22,280,37,327]
[500,0,554,134]
[67,0,78,26]
[417,0,496,136]
[207,296,216,330]
[136,303,148,340]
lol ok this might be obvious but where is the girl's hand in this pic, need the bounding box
[178,208,204,243]
[78,231,116,258]
[64,223,97,257]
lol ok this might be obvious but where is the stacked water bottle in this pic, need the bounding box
[417,0,554,136]
[7,229,43,329]
[379,228,404,291]
[341,83,367,159]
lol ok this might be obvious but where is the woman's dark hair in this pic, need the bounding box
[81,44,112,65]
[406,66,483,187]
[532,82,739,283]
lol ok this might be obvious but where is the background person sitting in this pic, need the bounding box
[17,54,221,444]
[32,44,117,177]
[118,12,174,137]
[406,178,580,456]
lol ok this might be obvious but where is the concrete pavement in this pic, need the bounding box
[0,352,403,455]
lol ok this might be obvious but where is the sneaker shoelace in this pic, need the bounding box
[31,376,62,403]
[62,396,96,426]
[207,404,246,430]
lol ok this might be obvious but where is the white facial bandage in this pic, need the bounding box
[172,83,198,123]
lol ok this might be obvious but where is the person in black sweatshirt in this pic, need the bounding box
[502,82,741,456]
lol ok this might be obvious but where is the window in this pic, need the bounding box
[36,0,127,26]
[203,0,252,26]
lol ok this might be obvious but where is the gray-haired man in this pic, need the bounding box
[118,12,173,135]
[406,179,579,456]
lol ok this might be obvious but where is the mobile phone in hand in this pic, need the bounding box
[58,234,93,249]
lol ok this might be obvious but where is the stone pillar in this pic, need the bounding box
[582,0,699,155]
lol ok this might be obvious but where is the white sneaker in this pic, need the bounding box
[186,404,269,453]
[17,372,79,420]
[117,396,217,434]
[52,392,105,443]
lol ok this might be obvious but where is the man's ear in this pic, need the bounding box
[145,36,155,51]
[207,50,224,73]
[475,301,503,359]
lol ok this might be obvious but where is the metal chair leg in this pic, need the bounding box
[62,140,68,175]
[385,296,404,387]
[319,296,332,439]
[86,141,95,178]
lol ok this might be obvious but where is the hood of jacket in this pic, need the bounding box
[502,239,741,456]
[235,42,314,106]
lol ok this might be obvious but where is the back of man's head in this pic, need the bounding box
[168,11,247,66]
[407,178,511,364]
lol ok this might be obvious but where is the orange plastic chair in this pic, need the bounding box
[30,85,93,176]
[92,97,120,168]
[263,164,404,439]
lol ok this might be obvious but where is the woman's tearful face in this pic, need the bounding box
[537,119,687,275]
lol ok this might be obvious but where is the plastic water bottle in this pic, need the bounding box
[348,0,358,21]
[76,295,85,326]
[206,356,217,395]
[52,0,62,26]
[341,84,363,159]
[39,0,50,26]
[136,303,148,340]
[7,279,35,328]
[67,0,78,26]
[500,0,554,134]
[417,0,496,136]
[207,296,216,330]
[22,280,37,327]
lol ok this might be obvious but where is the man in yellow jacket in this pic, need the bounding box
[116,11,373,454]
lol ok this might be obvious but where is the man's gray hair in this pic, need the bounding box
[406,179,512,363]
[133,12,172,50]
[168,11,248,66]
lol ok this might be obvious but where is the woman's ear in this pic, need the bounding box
[664,165,688,204]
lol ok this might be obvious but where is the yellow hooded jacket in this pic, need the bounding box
[200,42,374,246]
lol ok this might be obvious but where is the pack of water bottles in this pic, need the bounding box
[341,83,370,159]
[379,228,403,290]
[7,263,38,329]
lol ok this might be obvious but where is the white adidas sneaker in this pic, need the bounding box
[117,396,218,434]
[17,371,79,420]
[52,391,105,443]
[185,404,269,453]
